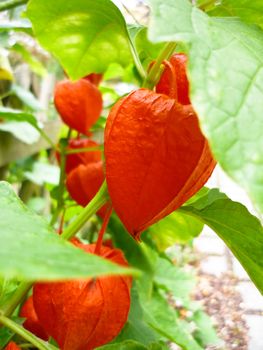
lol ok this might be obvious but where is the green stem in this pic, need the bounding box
[198,0,215,10]
[65,146,103,155]
[1,282,32,317]
[0,315,58,350]
[0,0,28,11]
[143,42,177,89]
[50,140,67,226]
[61,180,108,240]
[35,126,57,150]
[128,37,147,80]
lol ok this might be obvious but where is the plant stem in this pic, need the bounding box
[61,180,109,240]
[143,42,177,90]
[94,205,113,255]
[0,314,57,350]
[65,146,103,155]
[198,0,215,10]
[0,0,28,11]
[1,282,32,317]
[128,37,147,80]
[50,139,67,226]
[35,126,57,150]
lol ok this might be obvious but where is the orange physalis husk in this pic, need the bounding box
[33,243,131,350]
[156,53,190,105]
[19,295,48,340]
[84,73,103,86]
[66,161,107,217]
[56,138,101,174]
[54,79,103,135]
[105,88,216,239]
[4,342,21,350]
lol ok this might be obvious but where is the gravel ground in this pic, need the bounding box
[194,272,249,350]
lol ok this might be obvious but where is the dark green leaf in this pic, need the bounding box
[0,182,139,281]
[180,189,263,294]
[113,286,159,346]
[26,0,133,79]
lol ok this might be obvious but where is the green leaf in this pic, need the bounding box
[11,43,47,77]
[0,121,40,144]
[148,0,263,214]
[0,181,138,281]
[207,1,263,28]
[11,84,43,111]
[142,289,203,350]
[191,310,222,347]
[26,0,133,80]
[0,107,38,127]
[24,162,60,185]
[180,189,263,294]
[113,286,159,346]
[154,257,196,301]
[98,340,148,350]
[149,211,203,249]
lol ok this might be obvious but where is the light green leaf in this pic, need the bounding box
[11,84,43,111]
[11,43,47,77]
[0,182,138,281]
[98,340,148,350]
[207,0,263,28]
[191,310,222,347]
[180,189,263,294]
[142,289,203,350]
[26,0,133,80]
[0,121,40,144]
[0,107,38,127]
[149,211,203,249]
[24,162,60,185]
[154,258,196,301]
[148,0,263,214]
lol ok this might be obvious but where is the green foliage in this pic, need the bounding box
[181,188,263,294]
[26,0,134,80]
[149,211,203,249]
[0,182,138,281]
[206,0,263,28]
[148,0,263,214]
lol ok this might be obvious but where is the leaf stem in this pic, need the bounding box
[1,282,32,317]
[128,37,147,80]
[50,139,67,226]
[0,0,28,11]
[65,146,103,155]
[0,314,57,350]
[35,126,57,150]
[61,180,109,240]
[143,42,177,89]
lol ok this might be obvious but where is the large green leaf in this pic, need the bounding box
[0,182,138,281]
[180,189,263,294]
[148,0,263,214]
[26,0,133,79]
[207,1,263,28]
[149,211,203,250]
